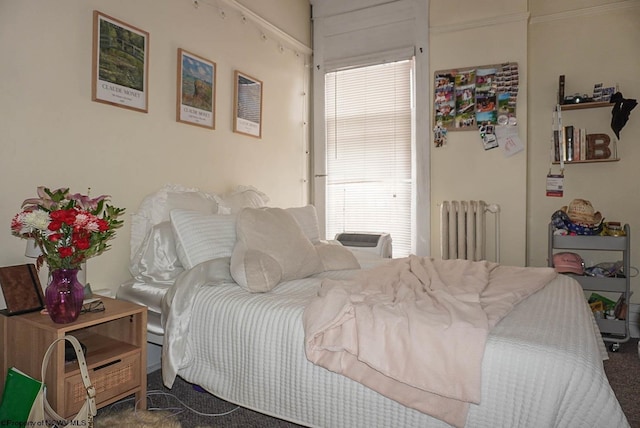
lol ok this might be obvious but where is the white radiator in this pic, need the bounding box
[440,201,500,262]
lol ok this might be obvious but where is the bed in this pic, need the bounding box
[117,185,629,428]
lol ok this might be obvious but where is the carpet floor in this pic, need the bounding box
[603,339,640,428]
[98,338,640,427]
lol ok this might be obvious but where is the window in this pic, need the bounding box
[324,59,414,257]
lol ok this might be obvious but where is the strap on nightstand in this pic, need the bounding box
[27,335,97,427]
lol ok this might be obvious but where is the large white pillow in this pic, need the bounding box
[315,241,360,271]
[130,184,222,259]
[218,185,270,214]
[170,209,237,270]
[129,221,184,284]
[231,207,322,292]
[286,205,320,244]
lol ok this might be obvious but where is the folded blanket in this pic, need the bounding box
[303,256,556,428]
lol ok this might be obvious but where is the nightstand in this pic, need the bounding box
[0,297,147,417]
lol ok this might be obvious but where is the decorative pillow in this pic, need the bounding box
[129,221,184,284]
[231,207,322,292]
[200,257,235,285]
[218,185,270,214]
[315,241,360,271]
[170,209,237,270]
[130,184,222,259]
[286,205,321,244]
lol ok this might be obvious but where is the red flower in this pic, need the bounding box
[50,209,77,225]
[10,215,23,233]
[97,219,109,232]
[48,233,62,242]
[58,247,73,258]
[73,236,91,250]
[48,220,62,231]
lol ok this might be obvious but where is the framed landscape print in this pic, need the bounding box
[176,48,216,129]
[92,10,149,113]
[233,70,263,138]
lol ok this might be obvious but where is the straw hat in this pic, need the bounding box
[561,199,603,226]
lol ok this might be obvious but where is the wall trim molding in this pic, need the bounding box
[219,0,313,55]
[429,12,529,34]
[529,0,639,24]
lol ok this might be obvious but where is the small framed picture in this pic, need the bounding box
[233,70,263,138]
[92,10,149,113]
[601,87,616,102]
[176,49,216,129]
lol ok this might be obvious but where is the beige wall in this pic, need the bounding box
[429,0,530,266]
[2,0,639,303]
[430,0,640,302]
[528,1,640,302]
[0,0,311,293]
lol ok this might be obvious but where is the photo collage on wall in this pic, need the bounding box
[433,62,519,147]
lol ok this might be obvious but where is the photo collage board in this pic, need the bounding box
[434,62,519,132]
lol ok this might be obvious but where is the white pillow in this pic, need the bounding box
[286,205,320,244]
[231,207,322,292]
[129,221,184,284]
[130,184,222,259]
[315,241,360,271]
[170,209,237,270]
[219,185,270,214]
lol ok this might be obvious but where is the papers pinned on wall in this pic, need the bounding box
[495,125,524,157]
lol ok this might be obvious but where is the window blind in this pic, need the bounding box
[324,59,413,257]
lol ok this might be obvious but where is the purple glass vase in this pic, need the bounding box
[45,268,84,323]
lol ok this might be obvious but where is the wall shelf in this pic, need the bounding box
[553,98,617,163]
[559,101,611,111]
[552,158,619,165]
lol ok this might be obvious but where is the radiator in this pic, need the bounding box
[440,201,500,262]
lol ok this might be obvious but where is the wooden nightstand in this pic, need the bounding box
[0,297,147,417]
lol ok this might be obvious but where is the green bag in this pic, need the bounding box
[0,367,42,427]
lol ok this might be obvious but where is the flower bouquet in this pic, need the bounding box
[11,187,125,323]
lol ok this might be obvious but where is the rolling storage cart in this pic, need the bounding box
[548,223,631,351]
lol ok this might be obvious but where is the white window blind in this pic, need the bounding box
[324,59,413,257]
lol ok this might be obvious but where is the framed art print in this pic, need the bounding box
[233,70,263,138]
[92,10,149,113]
[177,48,216,129]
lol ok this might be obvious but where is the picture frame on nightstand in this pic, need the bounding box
[0,264,45,316]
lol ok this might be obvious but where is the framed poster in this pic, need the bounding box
[233,70,263,138]
[176,49,216,129]
[92,10,149,113]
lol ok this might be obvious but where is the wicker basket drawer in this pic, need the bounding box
[64,352,141,416]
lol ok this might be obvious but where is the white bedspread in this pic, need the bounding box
[161,260,629,428]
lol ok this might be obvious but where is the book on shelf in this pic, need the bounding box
[558,75,565,105]
[553,125,590,162]
[565,125,574,161]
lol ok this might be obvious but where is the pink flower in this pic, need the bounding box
[68,193,109,212]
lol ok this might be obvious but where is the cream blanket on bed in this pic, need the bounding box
[303,256,557,428]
